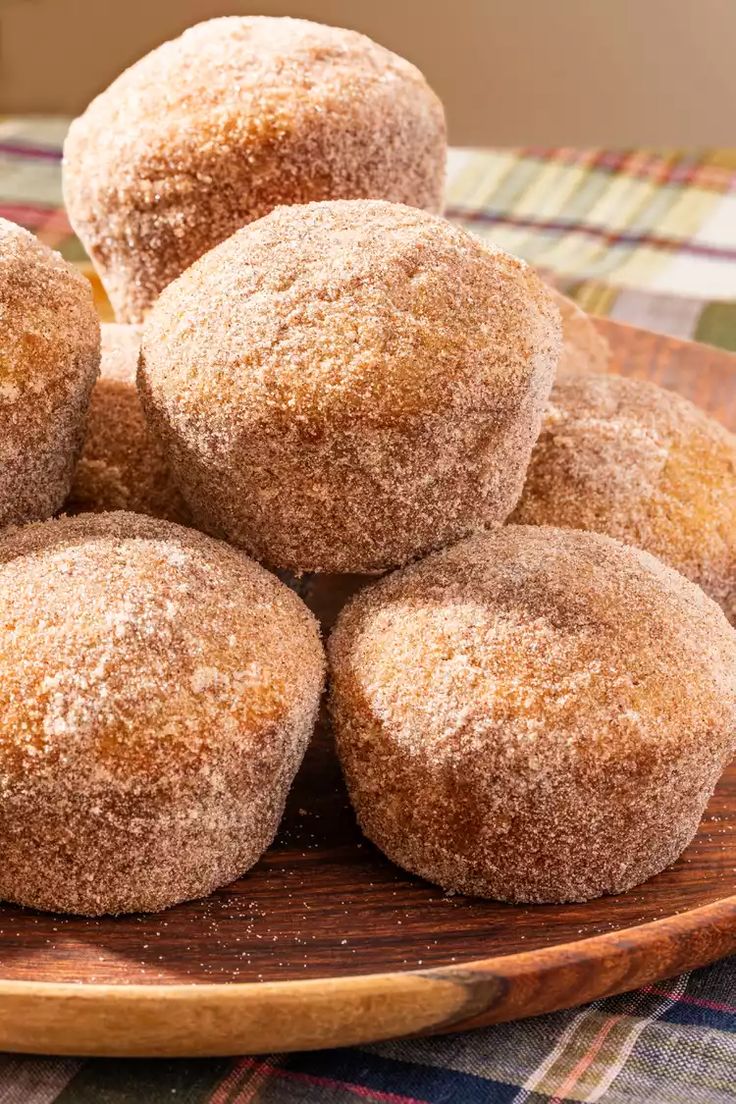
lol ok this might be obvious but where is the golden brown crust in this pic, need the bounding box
[0,512,325,915]
[548,288,611,375]
[0,218,99,527]
[66,324,189,523]
[63,16,447,322]
[139,199,561,573]
[512,373,736,623]
[329,525,736,903]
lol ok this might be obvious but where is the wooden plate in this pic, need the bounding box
[2,319,736,1057]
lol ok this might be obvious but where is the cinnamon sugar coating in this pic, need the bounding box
[139,200,561,574]
[66,323,189,523]
[0,512,324,915]
[0,218,99,527]
[63,16,447,322]
[512,373,736,623]
[549,287,611,374]
[329,526,736,903]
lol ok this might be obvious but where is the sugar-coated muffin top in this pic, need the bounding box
[512,372,736,622]
[331,525,736,767]
[63,16,447,320]
[0,511,324,782]
[141,199,560,427]
[0,217,98,402]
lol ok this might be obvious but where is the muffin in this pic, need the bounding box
[0,218,99,527]
[63,16,447,322]
[139,199,561,573]
[66,323,189,523]
[512,372,736,622]
[330,526,736,902]
[549,287,611,375]
[0,512,324,915]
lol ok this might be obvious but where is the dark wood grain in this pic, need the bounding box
[1,319,736,1055]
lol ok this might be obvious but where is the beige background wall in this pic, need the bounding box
[0,0,731,145]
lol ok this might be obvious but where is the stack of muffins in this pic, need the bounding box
[1,16,735,916]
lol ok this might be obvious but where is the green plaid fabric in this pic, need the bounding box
[445,146,736,351]
[1,119,736,1104]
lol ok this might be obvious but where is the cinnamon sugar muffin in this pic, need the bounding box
[330,526,736,903]
[0,218,99,527]
[549,287,611,375]
[63,16,447,322]
[66,323,189,523]
[0,512,324,915]
[139,200,561,574]
[512,373,736,623]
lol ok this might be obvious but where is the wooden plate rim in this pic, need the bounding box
[1,892,735,1055]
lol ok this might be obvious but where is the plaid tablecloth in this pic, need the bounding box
[1,118,736,1104]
